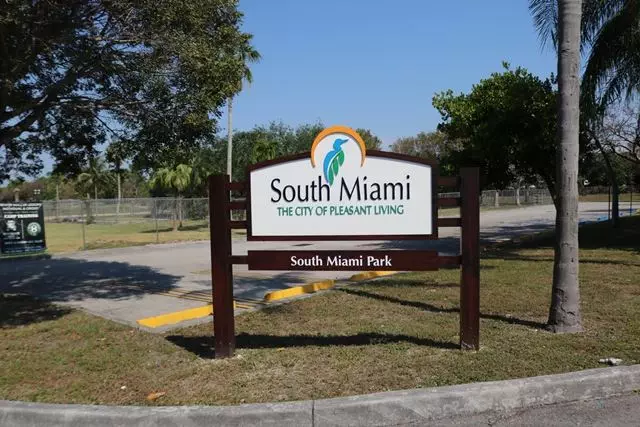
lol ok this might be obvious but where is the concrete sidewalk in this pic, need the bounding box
[0,202,634,331]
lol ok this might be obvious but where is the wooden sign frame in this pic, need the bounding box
[208,163,480,358]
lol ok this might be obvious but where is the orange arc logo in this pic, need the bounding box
[310,125,367,167]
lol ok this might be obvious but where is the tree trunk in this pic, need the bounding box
[85,193,94,224]
[227,97,233,179]
[178,196,184,230]
[116,173,121,223]
[548,0,583,333]
[94,184,98,201]
[592,135,620,226]
[56,183,60,219]
[172,197,178,232]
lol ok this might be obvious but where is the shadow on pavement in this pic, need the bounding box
[371,236,459,253]
[166,332,458,359]
[0,294,72,327]
[0,257,181,302]
[140,223,208,233]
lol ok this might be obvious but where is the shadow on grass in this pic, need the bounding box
[511,216,639,252]
[338,288,546,330]
[362,279,461,289]
[166,332,458,359]
[0,294,72,328]
[483,252,640,267]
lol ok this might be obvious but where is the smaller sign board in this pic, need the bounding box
[0,202,47,255]
[247,250,439,271]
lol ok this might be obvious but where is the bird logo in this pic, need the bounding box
[323,138,348,185]
[310,126,367,185]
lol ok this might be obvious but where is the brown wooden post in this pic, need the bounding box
[460,167,480,350]
[209,174,235,358]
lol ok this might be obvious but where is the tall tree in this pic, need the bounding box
[530,0,640,110]
[391,131,448,158]
[599,104,640,166]
[1,0,258,179]
[105,143,127,220]
[545,0,584,332]
[76,157,113,201]
[251,136,278,164]
[391,131,458,176]
[433,66,559,193]
[355,128,383,150]
[582,119,621,225]
[150,164,193,231]
[227,48,261,179]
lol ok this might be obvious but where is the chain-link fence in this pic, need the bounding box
[43,198,210,224]
[42,198,211,252]
[41,189,555,253]
[440,188,553,207]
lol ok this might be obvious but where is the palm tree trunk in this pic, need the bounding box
[548,0,583,333]
[178,196,183,230]
[94,184,98,201]
[173,196,178,232]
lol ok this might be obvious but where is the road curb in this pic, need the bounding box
[263,279,335,302]
[2,365,640,426]
[348,271,397,282]
[0,252,51,263]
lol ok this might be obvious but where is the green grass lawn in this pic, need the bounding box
[44,220,210,253]
[1,217,639,406]
[44,207,464,253]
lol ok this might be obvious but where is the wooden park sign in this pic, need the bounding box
[209,125,480,358]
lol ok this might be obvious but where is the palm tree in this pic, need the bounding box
[106,143,127,222]
[150,164,193,231]
[251,136,278,164]
[530,0,584,333]
[77,157,113,201]
[530,0,640,109]
[531,0,640,226]
[227,45,261,179]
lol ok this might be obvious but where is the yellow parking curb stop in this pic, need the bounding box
[263,279,335,302]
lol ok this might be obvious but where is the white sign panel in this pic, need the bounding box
[249,126,435,239]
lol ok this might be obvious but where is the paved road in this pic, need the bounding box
[447,393,640,426]
[0,202,634,331]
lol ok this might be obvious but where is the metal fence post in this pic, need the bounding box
[155,198,159,244]
[81,201,87,250]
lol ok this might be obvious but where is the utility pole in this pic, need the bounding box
[226,97,233,179]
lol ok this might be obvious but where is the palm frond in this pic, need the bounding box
[529,0,630,51]
[529,0,559,49]
[581,0,629,45]
[597,58,640,107]
[582,2,640,108]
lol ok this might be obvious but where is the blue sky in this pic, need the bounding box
[225,0,557,147]
[34,1,554,176]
